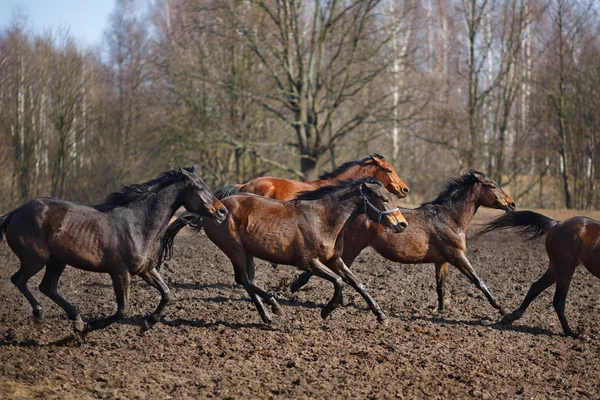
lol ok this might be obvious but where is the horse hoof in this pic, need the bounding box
[377,316,389,326]
[290,281,301,293]
[72,319,86,333]
[320,307,333,320]
[498,307,507,316]
[500,315,514,325]
[33,318,45,329]
[272,305,283,316]
[140,319,153,334]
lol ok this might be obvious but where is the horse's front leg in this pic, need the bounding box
[139,268,170,331]
[84,272,131,333]
[303,259,344,319]
[451,253,505,315]
[327,258,387,325]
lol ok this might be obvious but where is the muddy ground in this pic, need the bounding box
[1,208,600,399]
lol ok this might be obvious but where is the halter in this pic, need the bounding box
[359,186,400,224]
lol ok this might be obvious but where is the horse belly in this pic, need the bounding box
[240,223,297,265]
[374,231,430,263]
[49,220,107,272]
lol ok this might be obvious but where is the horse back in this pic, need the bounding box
[241,177,314,201]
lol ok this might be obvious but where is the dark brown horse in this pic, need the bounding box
[161,178,407,325]
[214,154,409,200]
[475,211,600,337]
[0,167,227,334]
[291,171,516,315]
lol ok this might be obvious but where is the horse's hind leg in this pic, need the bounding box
[11,261,46,326]
[139,268,170,330]
[553,266,576,337]
[435,263,450,312]
[39,257,84,331]
[502,266,556,325]
[85,272,131,332]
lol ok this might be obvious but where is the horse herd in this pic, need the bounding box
[0,155,598,338]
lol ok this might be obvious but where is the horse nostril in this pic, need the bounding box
[217,208,228,217]
[399,221,408,229]
[402,187,410,194]
[510,202,516,209]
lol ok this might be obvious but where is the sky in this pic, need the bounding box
[0,0,114,47]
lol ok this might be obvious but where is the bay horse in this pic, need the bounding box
[0,167,227,334]
[291,171,516,316]
[161,178,408,325]
[215,154,409,200]
[475,211,600,337]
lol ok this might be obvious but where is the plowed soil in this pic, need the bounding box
[1,208,600,399]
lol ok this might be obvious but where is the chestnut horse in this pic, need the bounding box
[291,171,516,316]
[475,211,600,337]
[214,154,409,200]
[161,178,407,325]
[0,167,227,334]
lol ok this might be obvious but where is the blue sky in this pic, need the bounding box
[0,0,115,46]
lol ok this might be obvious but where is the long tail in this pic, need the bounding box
[214,184,242,199]
[0,212,12,242]
[156,212,204,270]
[474,211,559,241]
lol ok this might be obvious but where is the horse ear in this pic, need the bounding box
[363,181,381,194]
[371,155,384,167]
[192,166,198,175]
[471,171,485,181]
[180,167,194,180]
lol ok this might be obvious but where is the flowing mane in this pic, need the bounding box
[294,177,383,201]
[318,154,385,180]
[94,168,192,211]
[422,170,483,206]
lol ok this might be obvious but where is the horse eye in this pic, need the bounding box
[385,168,392,173]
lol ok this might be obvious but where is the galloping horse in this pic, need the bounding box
[215,154,409,200]
[161,178,407,325]
[291,171,516,316]
[0,167,227,334]
[475,211,600,337]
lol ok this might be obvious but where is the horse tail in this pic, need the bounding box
[214,184,242,200]
[474,211,559,241]
[0,212,13,242]
[156,213,204,271]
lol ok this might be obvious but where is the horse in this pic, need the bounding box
[0,167,228,334]
[475,211,600,337]
[290,171,516,316]
[214,154,409,200]
[160,177,408,325]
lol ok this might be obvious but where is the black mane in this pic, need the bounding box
[318,154,385,180]
[94,168,192,211]
[422,170,483,206]
[294,177,383,201]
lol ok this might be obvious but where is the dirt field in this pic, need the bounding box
[1,208,600,399]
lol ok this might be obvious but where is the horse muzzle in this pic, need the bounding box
[211,204,228,224]
[395,185,410,199]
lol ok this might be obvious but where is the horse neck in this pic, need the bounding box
[318,188,364,237]
[311,164,370,186]
[443,185,481,231]
[125,183,183,242]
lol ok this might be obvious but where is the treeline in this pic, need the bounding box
[1,0,600,211]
